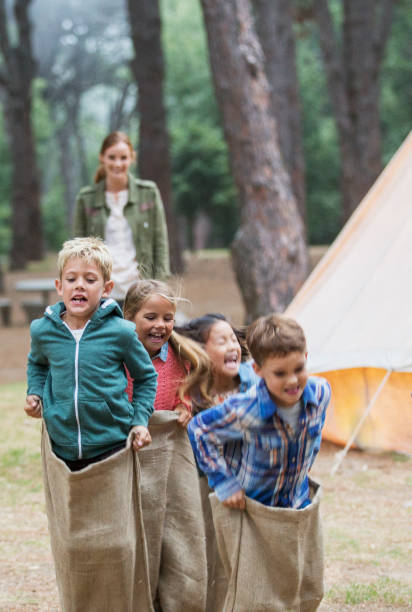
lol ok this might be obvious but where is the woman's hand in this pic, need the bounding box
[131,425,152,451]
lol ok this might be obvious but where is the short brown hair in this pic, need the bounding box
[246,313,306,366]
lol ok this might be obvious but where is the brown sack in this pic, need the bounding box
[139,411,207,612]
[210,481,324,612]
[198,476,228,612]
[41,424,153,612]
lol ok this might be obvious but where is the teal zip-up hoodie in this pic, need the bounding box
[27,298,157,461]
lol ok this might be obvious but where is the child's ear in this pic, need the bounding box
[252,361,262,377]
[55,278,63,296]
[103,280,114,297]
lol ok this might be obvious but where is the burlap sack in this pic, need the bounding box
[41,424,153,612]
[139,411,207,612]
[210,481,324,612]
[198,476,228,612]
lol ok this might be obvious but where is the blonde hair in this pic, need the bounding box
[123,280,212,404]
[94,131,136,183]
[57,237,113,282]
[124,279,177,321]
[170,332,212,405]
[246,313,307,366]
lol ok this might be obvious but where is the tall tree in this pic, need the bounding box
[253,0,306,227]
[127,0,183,273]
[0,0,43,268]
[34,0,134,231]
[200,0,309,320]
[314,0,395,220]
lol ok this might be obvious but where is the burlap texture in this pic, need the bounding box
[210,481,324,612]
[41,424,153,612]
[139,411,207,612]
[198,476,228,612]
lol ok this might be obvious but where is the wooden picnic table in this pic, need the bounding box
[15,278,57,323]
[15,278,56,304]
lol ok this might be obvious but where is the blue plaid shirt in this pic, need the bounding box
[188,376,331,508]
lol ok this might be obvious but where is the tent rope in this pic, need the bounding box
[330,369,392,475]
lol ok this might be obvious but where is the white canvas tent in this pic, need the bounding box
[287,131,412,455]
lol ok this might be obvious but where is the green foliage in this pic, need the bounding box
[163,0,219,123]
[32,80,70,251]
[163,0,239,248]
[171,120,238,248]
[1,0,412,256]
[381,0,412,161]
[42,182,69,250]
[297,19,341,245]
[0,114,12,258]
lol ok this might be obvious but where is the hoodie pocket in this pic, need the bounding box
[79,399,129,445]
[43,401,78,447]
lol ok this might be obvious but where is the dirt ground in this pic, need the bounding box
[0,251,411,610]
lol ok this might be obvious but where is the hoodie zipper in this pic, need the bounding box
[71,321,90,459]
[74,337,82,458]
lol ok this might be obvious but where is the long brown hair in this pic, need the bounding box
[94,131,136,183]
[175,314,250,411]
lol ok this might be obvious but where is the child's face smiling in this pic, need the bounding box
[253,351,308,407]
[133,294,175,357]
[55,257,113,329]
[205,320,242,384]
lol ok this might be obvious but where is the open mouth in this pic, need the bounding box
[71,296,87,303]
[224,353,239,368]
[285,387,300,395]
[149,332,164,341]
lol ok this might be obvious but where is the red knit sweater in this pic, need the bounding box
[126,344,190,412]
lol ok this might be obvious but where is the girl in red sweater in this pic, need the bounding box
[124,280,211,610]
[124,279,209,426]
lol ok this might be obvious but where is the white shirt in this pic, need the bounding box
[276,401,301,433]
[104,190,140,300]
[62,321,86,342]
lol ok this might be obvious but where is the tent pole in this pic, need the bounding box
[330,369,392,475]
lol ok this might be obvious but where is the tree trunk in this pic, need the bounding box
[314,0,394,220]
[200,0,308,321]
[0,0,43,269]
[254,0,306,228]
[127,0,184,273]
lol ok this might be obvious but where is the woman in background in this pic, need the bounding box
[74,131,170,304]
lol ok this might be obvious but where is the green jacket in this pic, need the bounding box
[74,173,170,279]
[27,299,157,461]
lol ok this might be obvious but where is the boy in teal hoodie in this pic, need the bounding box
[24,236,157,470]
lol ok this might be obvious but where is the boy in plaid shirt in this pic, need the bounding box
[188,313,331,509]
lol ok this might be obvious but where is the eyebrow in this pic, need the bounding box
[64,270,99,276]
[143,311,174,316]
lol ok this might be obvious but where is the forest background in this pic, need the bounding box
[1,4,412,607]
[0,0,411,319]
